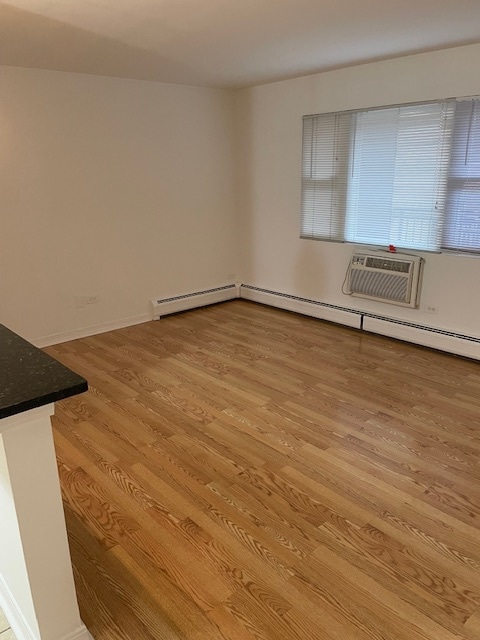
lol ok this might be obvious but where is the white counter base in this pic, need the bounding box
[0,405,92,640]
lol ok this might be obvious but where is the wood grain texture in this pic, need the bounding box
[45,300,480,640]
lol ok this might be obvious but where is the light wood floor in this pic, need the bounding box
[0,608,16,640]
[45,300,480,640]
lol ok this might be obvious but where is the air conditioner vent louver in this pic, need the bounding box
[347,251,423,308]
[365,257,411,273]
[350,270,409,302]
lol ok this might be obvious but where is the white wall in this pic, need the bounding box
[2,46,480,345]
[0,66,238,344]
[236,44,480,337]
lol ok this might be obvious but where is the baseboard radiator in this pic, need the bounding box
[240,285,480,361]
[151,284,239,319]
[150,283,479,360]
[240,284,362,329]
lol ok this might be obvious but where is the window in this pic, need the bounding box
[300,98,480,254]
[443,100,480,252]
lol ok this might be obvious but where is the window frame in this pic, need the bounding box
[300,97,480,257]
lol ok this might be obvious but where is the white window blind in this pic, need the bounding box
[345,102,455,251]
[443,99,480,253]
[301,112,351,240]
[300,98,480,255]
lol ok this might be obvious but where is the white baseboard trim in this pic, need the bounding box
[151,284,240,320]
[0,574,37,640]
[27,284,480,360]
[240,285,480,360]
[62,625,94,640]
[363,316,480,360]
[0,574,93,640]
[240,285,361,329]
[33,314,152,348]
[31,285,241,348]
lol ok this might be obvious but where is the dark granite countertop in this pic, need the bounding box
[0,324,88,420]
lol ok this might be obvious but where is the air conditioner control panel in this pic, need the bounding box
[351,255,366,266]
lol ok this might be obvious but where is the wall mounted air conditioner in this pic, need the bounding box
[347,251,424,308]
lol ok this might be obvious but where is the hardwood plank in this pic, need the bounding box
[45,300,479,640]
[312,518,479,631]
[463,609,480,640]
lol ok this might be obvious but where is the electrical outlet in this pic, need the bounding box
[425,304,439,314]
[75,296,85,308]
[228,273,236,281]
[85,295,100,305]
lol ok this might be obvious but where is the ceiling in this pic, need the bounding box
[1,0,480,88]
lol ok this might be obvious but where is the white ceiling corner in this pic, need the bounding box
[0,0,480,88]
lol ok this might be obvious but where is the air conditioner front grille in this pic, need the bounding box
[347,251,423,308]
[350,269,409,303]
[365,257,411,273]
